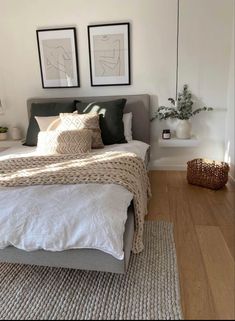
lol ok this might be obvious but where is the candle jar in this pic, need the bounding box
[12,127,22,141]
[162,129,171,140]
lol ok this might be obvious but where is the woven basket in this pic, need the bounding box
[187,158,230,190]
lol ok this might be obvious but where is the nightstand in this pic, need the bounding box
[158,135,200,148]
[0,140,22,151]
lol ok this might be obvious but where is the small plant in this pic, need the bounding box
[0,127,8,133]
[151,84,213,121]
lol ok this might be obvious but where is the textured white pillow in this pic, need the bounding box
[58,113,104,149]
[37,129,92,155]
[35,116,60,131]
[123,113,133,142]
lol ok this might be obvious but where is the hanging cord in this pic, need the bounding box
[175,0,180,104]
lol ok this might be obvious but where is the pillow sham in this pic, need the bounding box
[123,112,133,142]
[74,99,127,145]
[25,102,76,147]
[35,116,61,132]
[57,113,104,149]
[35,112,78,132]
[37,129,92,155]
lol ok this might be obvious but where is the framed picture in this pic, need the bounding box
[88,23,131,86]
[36,28,80,88]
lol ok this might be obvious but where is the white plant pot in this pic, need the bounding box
[0,133,8,141]
[176,120,192,139]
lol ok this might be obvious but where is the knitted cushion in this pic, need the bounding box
[37,130,92,155]
[58,113,104,149]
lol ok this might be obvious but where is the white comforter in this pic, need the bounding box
[0,141,149,260]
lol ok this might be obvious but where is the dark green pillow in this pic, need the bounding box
[75,99,127,145]
[24,102,76,146]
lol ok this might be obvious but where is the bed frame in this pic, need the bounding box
[0,94,150,274]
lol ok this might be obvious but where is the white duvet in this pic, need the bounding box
[0,141,149,260]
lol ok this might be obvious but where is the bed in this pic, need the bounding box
[0,94,150,274]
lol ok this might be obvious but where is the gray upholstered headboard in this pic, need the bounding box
[27,94,150,145]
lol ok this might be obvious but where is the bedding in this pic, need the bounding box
[0,141,150,260]
[58,113,104,149]
[0,140,149,161]
[37,129,92,155]
[24,102,76,146]
[36,112,133,142]
[35,116,60,131]
[0,184,133,260]
[75,99,127,145]
[0,151,151,254]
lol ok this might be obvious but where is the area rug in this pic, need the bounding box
[0,222,183,320]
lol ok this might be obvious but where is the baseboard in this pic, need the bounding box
[149,163,235,179]
[149,163,187,171]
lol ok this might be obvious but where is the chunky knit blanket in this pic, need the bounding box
[0,151,151,254]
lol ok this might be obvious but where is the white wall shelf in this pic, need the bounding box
[159,135,200,148]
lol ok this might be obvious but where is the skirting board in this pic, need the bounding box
[150,161,235,177]
[149,164,187,171]
[149,160,187,171]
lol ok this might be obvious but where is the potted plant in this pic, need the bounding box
[151,85,213,139]
[0,127,8,141]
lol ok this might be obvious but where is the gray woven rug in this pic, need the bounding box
[0,222,183,320]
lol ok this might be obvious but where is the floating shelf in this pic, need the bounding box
[158,135,200,148]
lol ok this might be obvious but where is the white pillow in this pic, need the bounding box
[35,112,78,132]
[123,113,133,142]
[37,129,92,155]
[35,116,60,131]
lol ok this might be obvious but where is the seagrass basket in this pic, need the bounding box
[187,158,230,190]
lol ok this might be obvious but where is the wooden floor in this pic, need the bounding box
[146,171,235,320]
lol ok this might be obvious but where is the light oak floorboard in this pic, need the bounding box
[206,190,235,260]
[168,188,217,320]
[196,226,235,320]
[186,187,216,226]
[146,170,235,320]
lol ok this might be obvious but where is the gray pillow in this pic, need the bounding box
[75,99,127,145]
[24,102,76,146]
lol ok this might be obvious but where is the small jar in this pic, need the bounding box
[12,127,22,141]
[162,129,171,140]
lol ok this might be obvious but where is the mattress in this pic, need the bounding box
[0,141,149,260]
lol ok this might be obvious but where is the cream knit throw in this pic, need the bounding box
[0,152,151,254]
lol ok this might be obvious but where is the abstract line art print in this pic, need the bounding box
[37,28,80,88]
[42,38,73,80]
[88,23,130,86]
[93,34,125,77]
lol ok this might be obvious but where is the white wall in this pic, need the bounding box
[151,0,234,169]
[0,0,177,129]
[0,0,233,170]
[225,2,235,180]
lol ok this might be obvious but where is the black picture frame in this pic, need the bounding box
[36,27,80,89]
[88,23,131,86]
